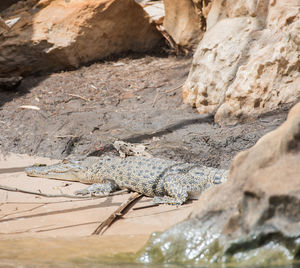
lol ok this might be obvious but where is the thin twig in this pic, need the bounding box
[133,203,159,210]
[92,192,143,235]
[152,83,183,107]
[0,184,128,199]
[56,135,77,138]
[67,93,90,102]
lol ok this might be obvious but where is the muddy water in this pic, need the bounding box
[0,231,299,268]
[0,235,152,267]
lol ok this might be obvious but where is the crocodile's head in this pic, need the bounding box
[25,157,100,182]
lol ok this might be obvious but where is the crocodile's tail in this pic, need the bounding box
[25,157,100,183]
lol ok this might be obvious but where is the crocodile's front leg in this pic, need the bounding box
[75,180,118,196]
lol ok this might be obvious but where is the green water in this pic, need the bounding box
[1,232,300,268]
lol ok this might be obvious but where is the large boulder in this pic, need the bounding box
[0,0,162,77]
[183,0,300,124]
[138,102,300,266]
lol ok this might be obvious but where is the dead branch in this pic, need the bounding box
[156,25,177,51]
[0,184,128,199]
[92,192,143,235]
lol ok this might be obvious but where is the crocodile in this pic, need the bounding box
[25,156,228,205]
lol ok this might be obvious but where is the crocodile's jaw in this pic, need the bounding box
[25,157,99,182]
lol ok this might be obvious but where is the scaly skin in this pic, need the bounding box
[25,156,228,205]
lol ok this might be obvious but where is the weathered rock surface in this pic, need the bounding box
[183,0,300,124]
[137,0,164,22]
[0,0,162,77]
[138,102,300,266]
[163,0,211,48]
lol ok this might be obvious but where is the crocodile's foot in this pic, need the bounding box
[75,182,117,196]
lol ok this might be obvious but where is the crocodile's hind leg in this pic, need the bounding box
[153,176,188,205]
[75,181,118,196]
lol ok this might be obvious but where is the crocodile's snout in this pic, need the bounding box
[25,164,49,177]
[25,161,87,182]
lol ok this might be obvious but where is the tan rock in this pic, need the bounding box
[163,0,211,48]
[225,101,300,236]
[139,0,165,22]
[0,0,162,77]
[183,0,300,124]
[138,102,300,265]
[183,17,260,113]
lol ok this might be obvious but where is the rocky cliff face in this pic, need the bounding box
[183,0,300,124]
[138,101,300,266]
[0,0,162,77]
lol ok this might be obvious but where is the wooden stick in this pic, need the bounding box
[92,192,143,235]
[0,184,128,199]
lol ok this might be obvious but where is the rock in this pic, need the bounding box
[163,0,211,48]
[138,102,300,266]
[0,76,22,90]
[183,0,300,124]
[0,0,162,77]
[183,17,261,113]
[138,0,164,23]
